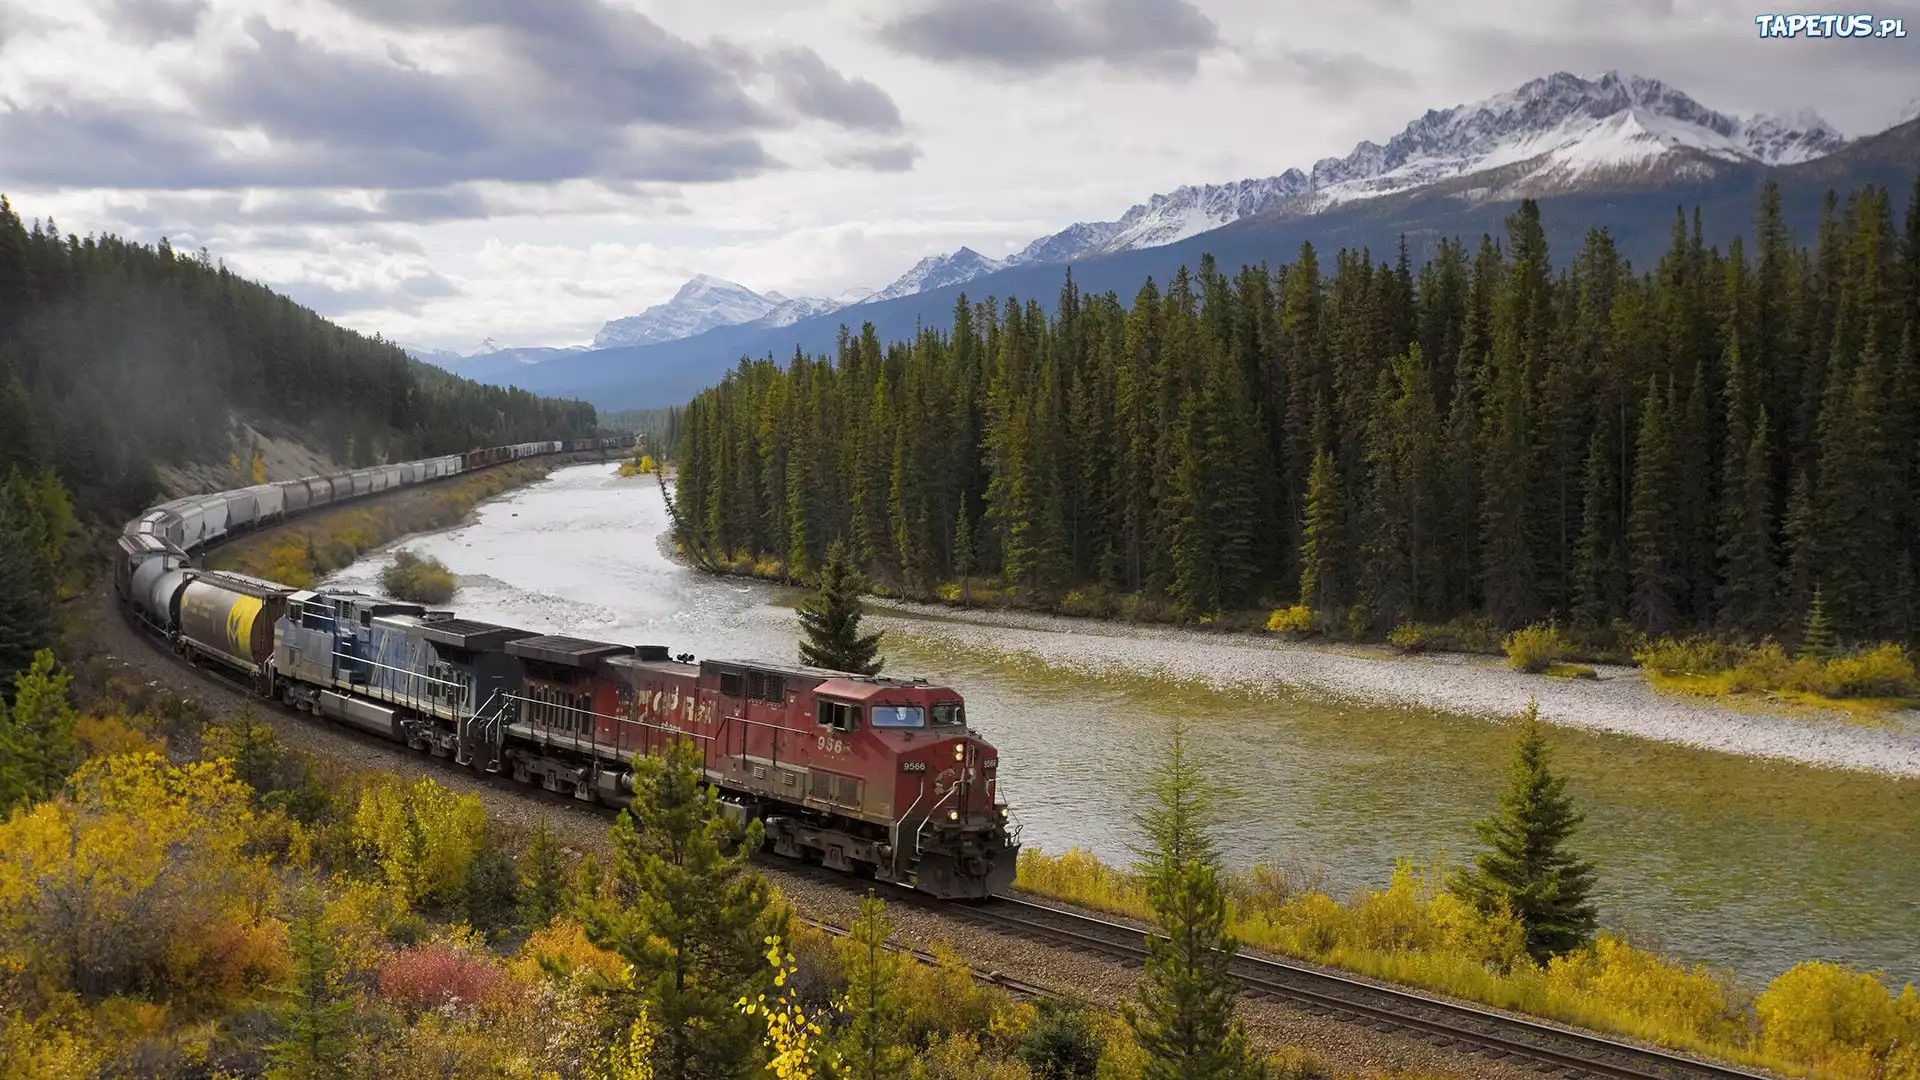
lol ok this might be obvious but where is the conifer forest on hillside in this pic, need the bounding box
[670,180,1920,649]
[0,195,601,526]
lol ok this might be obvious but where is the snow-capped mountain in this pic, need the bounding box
[592,276,864,348]
[593,275,791,349]
[866,248,1008,304]
[567,71,1858,354]
[984,71,1849,271]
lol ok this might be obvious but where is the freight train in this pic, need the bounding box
[113,437,1022,899]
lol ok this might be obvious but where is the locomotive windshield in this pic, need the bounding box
[931,702,964,728]
[871,704,925,728]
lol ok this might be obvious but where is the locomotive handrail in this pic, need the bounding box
[893,778,927,859]
[915,783,960,856]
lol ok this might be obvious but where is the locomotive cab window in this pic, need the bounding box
[817,698,859,732]
[871,705,925,729]
[932,702,965,728]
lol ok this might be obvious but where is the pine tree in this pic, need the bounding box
[520,816,569,929]
[0,494,53,688]
[1122,721,1261,1080]
[1716,408,1777,635]
[1572,423,1625,629]
[797,539,884,675]
[835,893,912,1080]
[266,884,355,1080]
[1450,700,1598,963]
[0,649,74,810]
[1628,378,1681,635]
[580,736,780,1080]
[1298,447,1344,628]
[1800,586,1837,660]
[464,842,522,938]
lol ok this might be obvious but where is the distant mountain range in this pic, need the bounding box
[405,70,1918,410]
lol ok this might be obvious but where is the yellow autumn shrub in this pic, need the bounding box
[0,753,282,1006]
[507,919,631,988]
[1755,961,1920,1078]
[1543,935,1740,1047]
[350,774,487,907]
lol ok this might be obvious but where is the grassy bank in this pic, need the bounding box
[1015,848,1920,1080]
[209,459,565,589]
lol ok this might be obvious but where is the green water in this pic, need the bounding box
[331,464,1920,990]
[879,629,1920,989]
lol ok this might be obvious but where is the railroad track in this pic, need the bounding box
[111,523,1770,1078]
[936,894,1772,1080]
[114,595,1051,1003]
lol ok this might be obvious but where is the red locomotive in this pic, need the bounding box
[491,636,1020,899]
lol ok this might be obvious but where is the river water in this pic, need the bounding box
[324,463,1920,988]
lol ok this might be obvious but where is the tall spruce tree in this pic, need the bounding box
[580,736,779,1080]
[0,494,53,689]
[1716,408,1778,635]
[835,893,912,1080]
[0,649,74,810]
[266,884,355,1080]
[519,816,569,929]
[798,539,884,675]
[1450,700,1599,963]
[1299,447,1344,627]
[1628,378,1681,635]
[1122,721,1261,1080]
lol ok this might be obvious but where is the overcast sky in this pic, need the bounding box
[1,0,1916,353]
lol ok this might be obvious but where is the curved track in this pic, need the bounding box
[121,475,1771,1080]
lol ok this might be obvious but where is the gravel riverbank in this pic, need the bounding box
[867,598,1920,778]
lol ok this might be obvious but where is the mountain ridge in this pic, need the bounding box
[545,70,1849,357]
[490,115,1919,411]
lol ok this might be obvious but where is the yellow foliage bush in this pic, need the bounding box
[1755,961,1920,1078]
[0,1004,103,1080]
[507,919,631,989]
[350,775,488,908]
[1543,935,1741,1046]
[1266,605,1315,635]
[1503,623,1571,673]
[73,711,165,760]
[0,753,282,1007]
[1638,636,1920,703]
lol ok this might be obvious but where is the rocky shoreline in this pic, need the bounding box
[864,597,1920,778]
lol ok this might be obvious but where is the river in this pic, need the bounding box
[322,463,1920,988]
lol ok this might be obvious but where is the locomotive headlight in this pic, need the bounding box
[953,744,965,760]
[947,810,959,821]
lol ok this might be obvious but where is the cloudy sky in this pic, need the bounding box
[1,0,1916,353]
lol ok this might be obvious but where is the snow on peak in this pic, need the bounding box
[865,247,1008,304]
[968,70,1853,278]
[592,276,852,349]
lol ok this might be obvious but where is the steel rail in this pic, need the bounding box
[949,894,1773,1080]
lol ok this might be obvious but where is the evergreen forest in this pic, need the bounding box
[0,195,601,526]
[671,179,1920,648]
